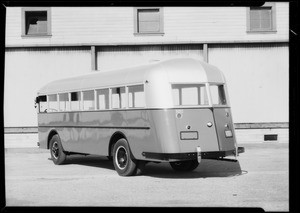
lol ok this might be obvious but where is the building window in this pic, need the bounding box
[22,7,51,37]
[247,3,276,33]
[134,7,164,35]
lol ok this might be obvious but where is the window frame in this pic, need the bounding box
[133,7,164,36]
[37,95,48,113]
[47,94,59,112]
[21,7,52,37]
[209,84,227,106]
[95,88,110,110]
[82,90,96,111]
[171,83,210,107]
[128,84,146,108]
[70,91,81,111]
[111,86,127,109]
[37,83,147,113]
[246,2,276,33]
[58,92,70,112]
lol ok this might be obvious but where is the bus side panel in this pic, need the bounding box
[38,110,157,157]
[37,113,50,149]
[58,127,113,155]
[37,112,113,155]
[117,110,161,160]
[37,127,49,149]
[59,111,115,155]
[147,109,181,153]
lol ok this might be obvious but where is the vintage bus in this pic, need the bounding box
[35,58,244,176]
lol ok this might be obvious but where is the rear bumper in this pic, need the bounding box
[142,147,245,161]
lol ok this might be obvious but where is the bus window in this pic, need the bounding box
[59,93,70,111]
[38,95,47,113]
[210,85,226,105]
[96,89,109,110]
[128,85,145,108]
[111,87,126,109]
[48,94,58,112]
[199,85,209,105]
[83,90,95,111]
[71,92,81,111]
[172,84,208,106]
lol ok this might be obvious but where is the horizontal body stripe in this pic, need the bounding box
[38,125,150,130]
[37,106,230,114]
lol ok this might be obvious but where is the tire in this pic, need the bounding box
[49,134,66,165]
[170,160,199,172]
[112,139,137,176]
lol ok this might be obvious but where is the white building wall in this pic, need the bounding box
[97,45,204,71]
[5,4,289,47]
[4,4,289,130]
[4,47,91,127]
[209,43,289,123]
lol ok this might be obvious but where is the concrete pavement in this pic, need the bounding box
[4,143,288,211]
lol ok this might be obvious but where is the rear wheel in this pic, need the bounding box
[170,160,199,172]
[112,139,137,176]
[49,134,66,165]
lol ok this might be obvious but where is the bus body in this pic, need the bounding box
[35,58,244,176]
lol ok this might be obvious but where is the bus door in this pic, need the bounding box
[212,107,236,151]
[175,108,220,153]
[209,84,236,151]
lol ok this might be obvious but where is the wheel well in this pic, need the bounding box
[108,131,127,157]
[47,130,58,149]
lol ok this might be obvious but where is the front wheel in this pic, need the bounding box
[49,134,66,165]
[170,160,199,172]
[112,139,137,176]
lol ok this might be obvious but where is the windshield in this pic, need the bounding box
[210,84,227,105]
[172,84,209,106]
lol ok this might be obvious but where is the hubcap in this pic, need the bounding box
[115,146,128,170]
[51,141,59,159]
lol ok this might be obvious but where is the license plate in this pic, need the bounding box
[225,130,233,138]
[180,131,198,140]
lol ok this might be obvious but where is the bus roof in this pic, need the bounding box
[37,58,225,95]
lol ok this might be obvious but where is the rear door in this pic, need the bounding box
[213,107,236,151]
[175,108,220,153]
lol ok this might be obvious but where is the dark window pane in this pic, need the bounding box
[25,11,48,35]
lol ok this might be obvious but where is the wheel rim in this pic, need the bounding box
[51,141,59,159]
[115,146,128,170]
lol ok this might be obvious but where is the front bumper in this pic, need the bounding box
[142,147,245,161]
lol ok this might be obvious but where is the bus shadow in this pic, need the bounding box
[144,159,246,179]
[62,155,115,170]
[55,155,246,178]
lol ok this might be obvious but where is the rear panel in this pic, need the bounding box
[148,108,220,154]
[173,108,220,152]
